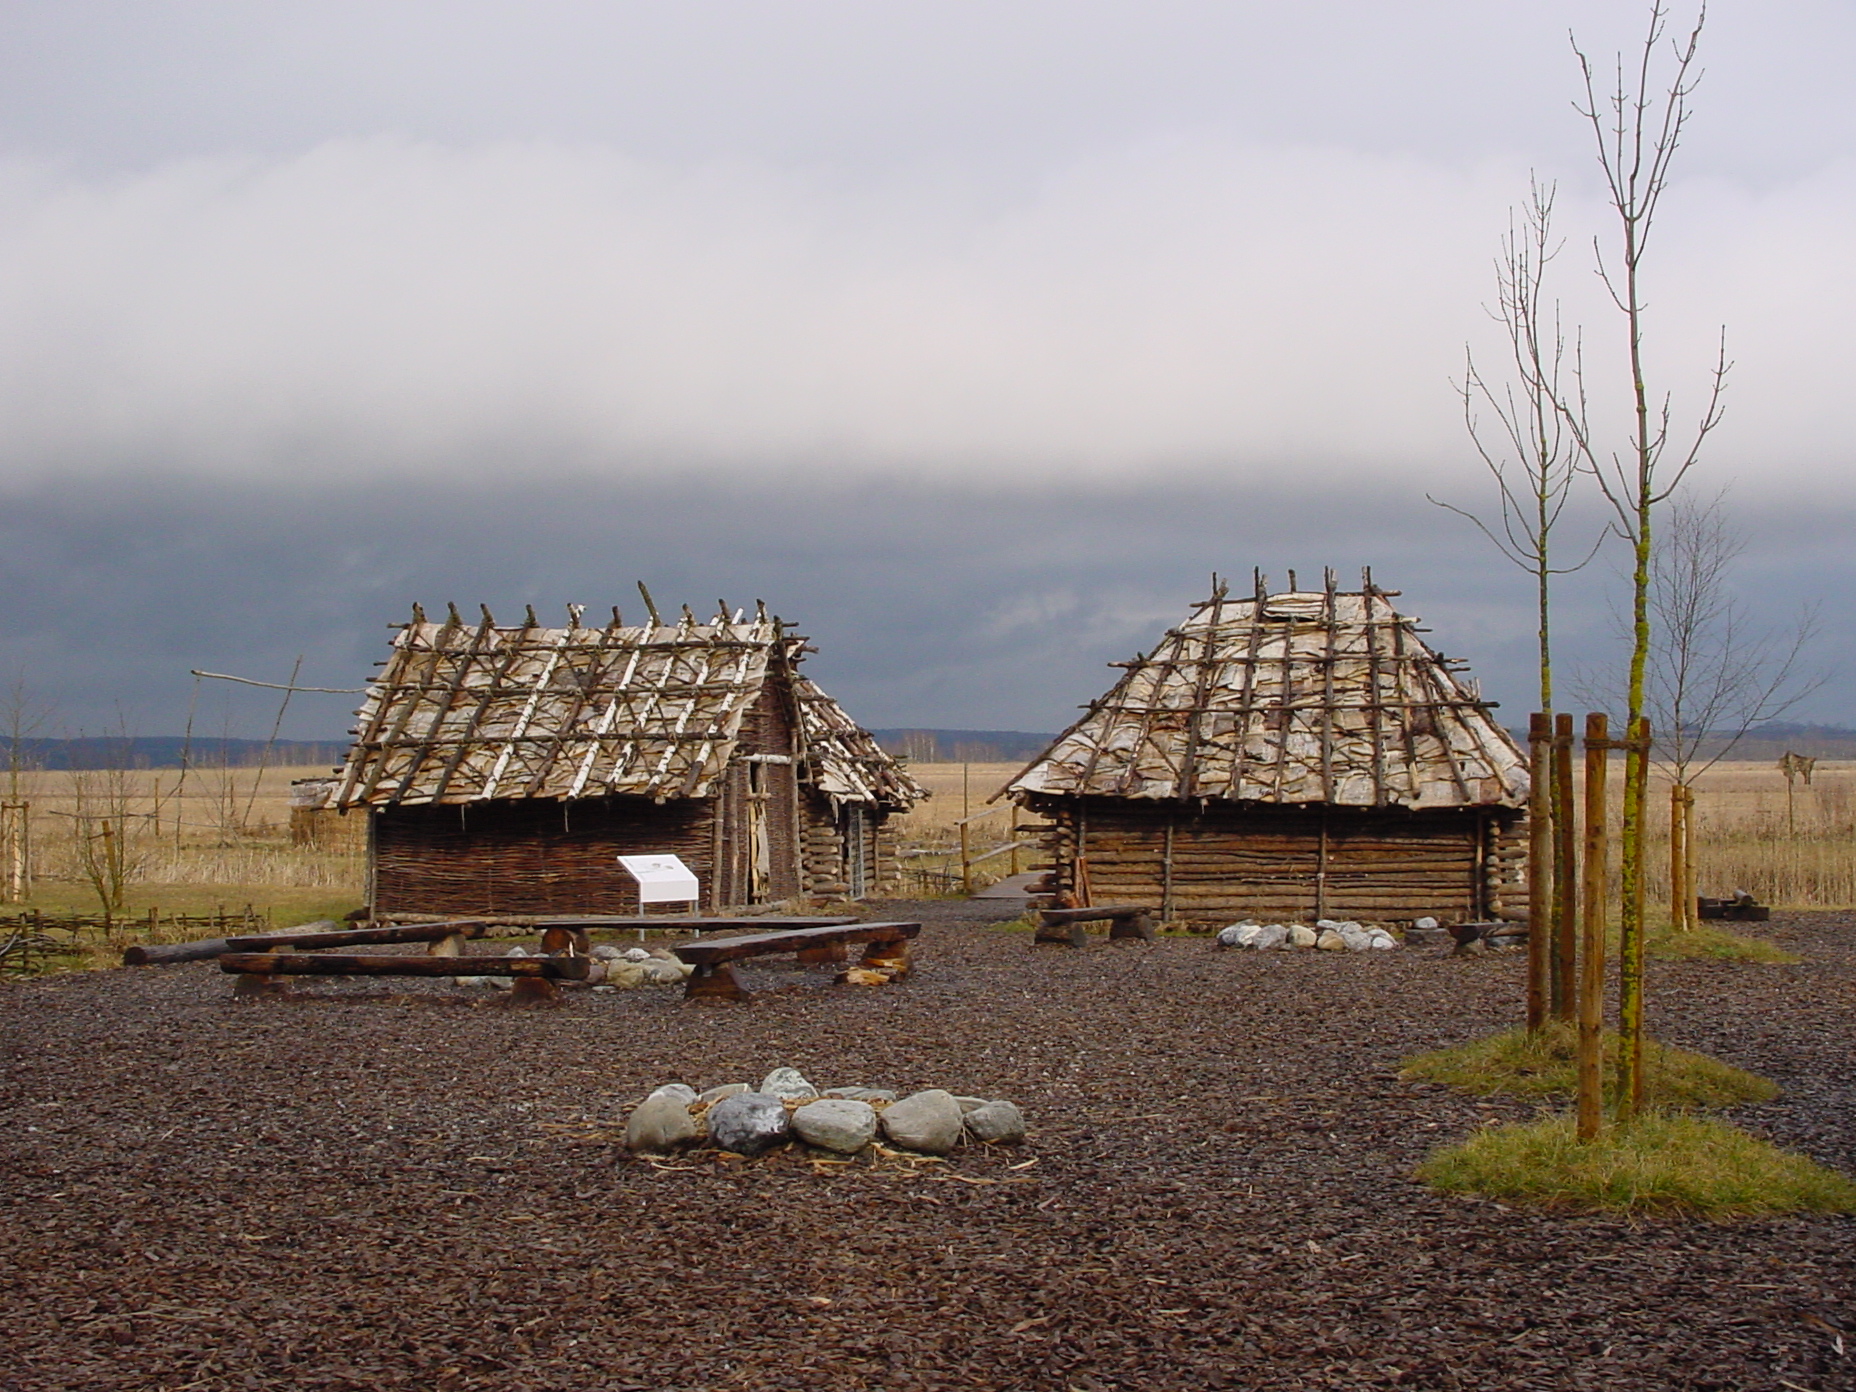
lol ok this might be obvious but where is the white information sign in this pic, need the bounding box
[617,853,700,906]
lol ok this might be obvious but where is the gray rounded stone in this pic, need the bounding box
[1287,925,1318,948]
[822,1086,896,1102]
[759,1067,819,1101]
[790,1098,879,1154]
[879,1089,965,1155]
[625,1091,698,1153]
[699,1082,750,1106]
[707,1092,791,1156]
[964,1099,1027,1144]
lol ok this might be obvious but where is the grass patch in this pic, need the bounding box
[3,885,368,976]
[1417,1111,1856,1219]
[1400,1023,1778,1109]
[1647,923,1801,964]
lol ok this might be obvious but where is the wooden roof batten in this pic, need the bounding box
[1005,571,1527,811]
[333,597,923,813]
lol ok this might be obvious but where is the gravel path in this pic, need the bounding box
[2,904,1852,1391]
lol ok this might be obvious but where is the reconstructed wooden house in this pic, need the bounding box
[1005,574,1528,927]
[330,602,924,916]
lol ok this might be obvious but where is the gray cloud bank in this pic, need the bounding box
[0,134,1851,495]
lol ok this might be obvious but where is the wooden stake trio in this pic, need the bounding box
[1526,711,1649,1140]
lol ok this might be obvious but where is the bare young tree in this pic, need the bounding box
[1561,1,1726,1119]
[1646,490,1821,931]
[1433,177,1601,1034]
[1435,177,1596,715]
[65,721,149,922]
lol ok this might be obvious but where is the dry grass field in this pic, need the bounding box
[1,757,1849,933]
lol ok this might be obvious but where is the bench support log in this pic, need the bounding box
[1035,904,1157,946]
[684,961,750,1003]
[859,939,912,976]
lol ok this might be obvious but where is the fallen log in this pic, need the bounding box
[123,920,486,966]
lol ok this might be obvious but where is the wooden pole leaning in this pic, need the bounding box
[1577,713,1610,1143]
[1526,713,1553,1031]
[1552,713,1578,1022]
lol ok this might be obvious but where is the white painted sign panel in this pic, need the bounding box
[617,853,700,905]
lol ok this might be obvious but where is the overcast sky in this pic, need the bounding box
[2,2,1851,742]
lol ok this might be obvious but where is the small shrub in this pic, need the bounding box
[1417,1112,1856,1218]
[1400,1023,1777,1109]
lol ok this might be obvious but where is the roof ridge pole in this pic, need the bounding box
[517,602,623,800]
[1233,573,1269,802]
[637,581,663,628]
[480,620,576,801]
[1179,579,1227,801]
[367,604,494,807]
[1361,585,1390,805]
[429,602,539,803]
[1318,570,1340,804]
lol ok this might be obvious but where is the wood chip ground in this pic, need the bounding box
[2,904,1852,1391]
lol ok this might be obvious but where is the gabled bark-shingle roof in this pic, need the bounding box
[1007,578,1527,809]
[332,603,922,811]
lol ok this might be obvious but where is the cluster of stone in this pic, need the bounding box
[589,944,694,990]
[1215,918,1400,951]
[453,943,693,991]
[623,1067,1027,1157]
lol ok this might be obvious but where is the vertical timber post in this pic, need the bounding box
[1552,714,1577,1022]
[1577,713,1609,1142]
[1161,814,1175,923]
[1619,717,1652,1122]
[0,800,28,903]
[1680,784,1697,935]
[1677,786,1692,939]
[1526,715,1552,1031]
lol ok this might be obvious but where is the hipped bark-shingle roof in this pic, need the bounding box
[332,603,923,811]
[1007,578,1527,809]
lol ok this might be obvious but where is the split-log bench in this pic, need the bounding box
[125,915,863,967]
[124,920,490,966]
[218,951,590,1004]
[1033,904,1158,947]
[671,922,921,1002]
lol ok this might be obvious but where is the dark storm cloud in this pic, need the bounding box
[6,475,1851,741]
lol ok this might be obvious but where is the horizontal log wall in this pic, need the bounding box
[373,796,716,917]
[1027,797,1524,927]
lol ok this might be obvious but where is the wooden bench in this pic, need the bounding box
[671,922,921,1002]
[124,919,491,966]
[218,950,590,1004]
[1034,904,1158,947]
